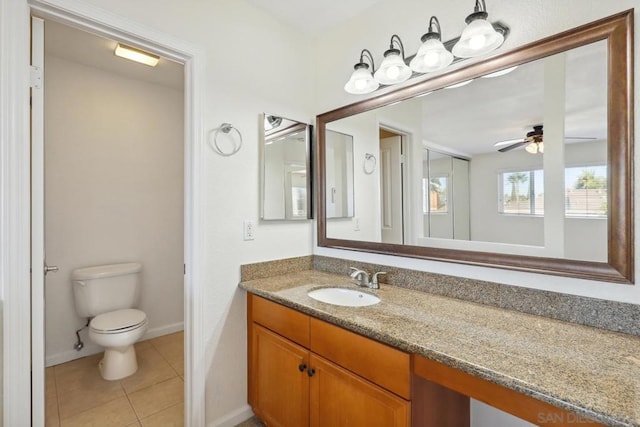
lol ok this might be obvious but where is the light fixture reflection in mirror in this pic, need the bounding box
[260,114,312,221]
[319,10,633,283]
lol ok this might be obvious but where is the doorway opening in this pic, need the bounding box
[36,17,187,426]
[379,127,405,244]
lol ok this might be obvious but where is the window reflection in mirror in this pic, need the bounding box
[325,39,608,262]
[261,114,312,220]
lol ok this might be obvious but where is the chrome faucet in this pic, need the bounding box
[349,267,370,287]
[349,267,386,289]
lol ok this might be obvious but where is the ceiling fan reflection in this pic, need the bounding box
[495,125,595,154]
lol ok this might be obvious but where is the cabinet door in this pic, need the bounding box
[309,354,410,427]
[251,324,310,427]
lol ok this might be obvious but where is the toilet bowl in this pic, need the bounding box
[72,262,147,380]
[89,308,148,380]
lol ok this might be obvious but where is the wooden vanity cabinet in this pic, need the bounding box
[248,294,410,427]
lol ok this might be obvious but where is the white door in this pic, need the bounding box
[380,136,404,244]
[31,16,48,426]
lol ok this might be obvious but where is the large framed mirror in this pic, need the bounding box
[261,114,312,220]
[317,10,633,283]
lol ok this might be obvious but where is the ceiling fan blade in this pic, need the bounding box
[493,138,525,147]
[498,141,527,152]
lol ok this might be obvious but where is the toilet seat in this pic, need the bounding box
[90,309,147,334]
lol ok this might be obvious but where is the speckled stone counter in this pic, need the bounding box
[239,270,640,427]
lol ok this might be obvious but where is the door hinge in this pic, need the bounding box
[183,264,186,275]
[30,65,42,89]
[400,154,406,164]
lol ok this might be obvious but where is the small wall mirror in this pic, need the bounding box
[261,114,312,220]
[325,130,355,219]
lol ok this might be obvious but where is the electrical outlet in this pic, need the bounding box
[353,217,360,231]
[243,220,255,241]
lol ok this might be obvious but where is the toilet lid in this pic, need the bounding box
[91,309,146,332]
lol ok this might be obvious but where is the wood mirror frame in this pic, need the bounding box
[316,10,634,284]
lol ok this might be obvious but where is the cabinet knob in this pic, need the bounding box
[307,368,315,377]
[298,363,307,372]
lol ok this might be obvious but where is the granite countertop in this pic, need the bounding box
[239,270,640,427]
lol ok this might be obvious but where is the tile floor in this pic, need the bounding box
[46,331,184,427]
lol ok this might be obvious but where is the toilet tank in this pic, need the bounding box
[72,262,142,318]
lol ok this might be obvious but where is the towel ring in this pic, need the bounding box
[364,153,377,174]
[209,123,242,156]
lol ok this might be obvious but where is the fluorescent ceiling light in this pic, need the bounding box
[114,43,159,67]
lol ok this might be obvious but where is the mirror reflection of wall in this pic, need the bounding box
[423,150,470,241]
[325,130,354,219]
[323,39,608,263]
[261,114,311,220]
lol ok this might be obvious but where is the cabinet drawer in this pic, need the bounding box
[310,317,410,399]
[250,294,310,347]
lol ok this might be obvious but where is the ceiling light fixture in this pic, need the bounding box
[374,35,412,85]
[114,43,160,67]
[410,16,453,73]
[344,49,379,94]
[525,141,544,154]
[452,0,504,58]
[343,1,508,95]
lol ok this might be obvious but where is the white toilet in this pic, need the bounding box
[72,262,148,381]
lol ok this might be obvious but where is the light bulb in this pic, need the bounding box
[469,34,487,50]
[386,65,400,79]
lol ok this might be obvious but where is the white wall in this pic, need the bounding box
[72,0,316,424]
[44,55,185,365]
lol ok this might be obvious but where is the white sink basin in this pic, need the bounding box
[307,287,380,307]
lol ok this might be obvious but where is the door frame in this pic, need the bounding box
[1,0,206,425]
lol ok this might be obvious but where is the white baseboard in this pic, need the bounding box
[45,321,185,367]
[209,405,254,427]
[141,321,184,341]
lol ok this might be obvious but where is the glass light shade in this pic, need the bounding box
[374,53,412,85]
[410,38,454,73]
[452,18,504,58]
[344,66,379,94]
[525,142,543,154]
[481,65,518,78]
[444,79,472,89]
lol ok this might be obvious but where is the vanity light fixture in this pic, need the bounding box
[343,0,509,95]
[344,49,379,94]
[114,43,159,67]
[410,17,453,73]
[374,35,412,85]
[452,0,504,58]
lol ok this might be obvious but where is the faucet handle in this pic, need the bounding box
[371,272,387,288]
[349,267,370,286]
